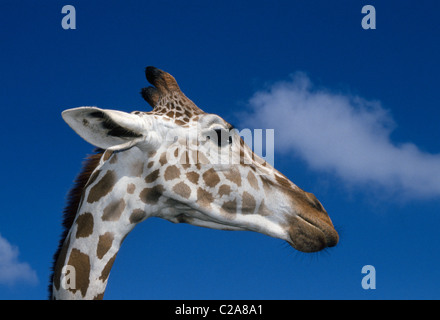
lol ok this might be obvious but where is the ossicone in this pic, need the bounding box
[140,86,160,108]
[140,66,181,108]
[145,66,180,94]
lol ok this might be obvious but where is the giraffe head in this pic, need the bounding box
[52,67,339,299]
[62,67,338,253]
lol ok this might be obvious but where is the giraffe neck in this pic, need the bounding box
[52,221,126,299]
[51,148,148,299]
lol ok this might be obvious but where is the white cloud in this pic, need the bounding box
[0,233,38,286]
[241,72,440,199]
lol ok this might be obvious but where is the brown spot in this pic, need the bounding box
[75,213,94,238]
[166,110,175,117]
[224,167,241,187]
[53,234,71,291]
[127,183,136,194]
[93,293,105,300]
[175,119,186,126]
[130,161,144,177]
[173,182,191,199]
[247,170,259,190]
[174,148,179,158]
[218,185,231,197]
[67,248,90,297]
[197,188,214,208]
[139,185,164,204]
[239,140,246,164]
[102,199,126,221]
[130,209,146,224]
[186,171,199,184]
[242,191,256,214]
[203,168,220,188]
[180,150,190,168]
[145,169,160,183]
[164,165,180,181]
[97,232,114,259]
[99,253,117,282]
[159,152,168,166]
[221,199,237,214]
[87,170,116,203]
[147,161,154,168]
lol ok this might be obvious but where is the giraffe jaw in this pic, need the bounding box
[167,212,247,231]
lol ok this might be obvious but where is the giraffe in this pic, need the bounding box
[50,66,339,299]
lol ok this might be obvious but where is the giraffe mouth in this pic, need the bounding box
[287,213,339,253]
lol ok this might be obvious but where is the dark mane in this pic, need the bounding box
[48,149,104,299]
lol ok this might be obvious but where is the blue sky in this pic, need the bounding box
[1,0,440,299]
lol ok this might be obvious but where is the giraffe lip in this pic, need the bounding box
[300,213,338,245]
[287,214,339,252]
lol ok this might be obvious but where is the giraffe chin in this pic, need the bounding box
[287,215,339,253]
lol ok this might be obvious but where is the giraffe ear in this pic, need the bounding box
[62,107,146,150]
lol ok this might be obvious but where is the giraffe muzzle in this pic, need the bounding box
[287,214,339,253]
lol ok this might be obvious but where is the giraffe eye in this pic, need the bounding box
[208,128,232,147]
[214,129,224,147]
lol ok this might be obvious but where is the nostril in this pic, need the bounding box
[305,192,325,212]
